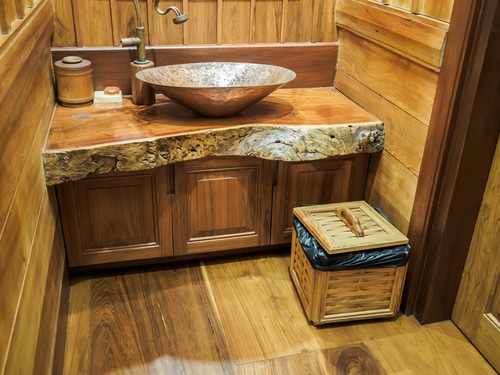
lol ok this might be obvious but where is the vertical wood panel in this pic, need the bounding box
[312,0,336,42]
[109,0,148,46]
[252,0,282,43]
[0,0,16,34]
[73,0,114,46]
[53,0,76,46]
[187,0,217,44]
[390,0,412,11]
[52,0,344,46]
[14,0,27,18]
[221,0,251,43]
[148,0,185,45]
[284,0,313,42]
[419,0,453,22]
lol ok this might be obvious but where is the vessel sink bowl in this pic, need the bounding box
[135,62,296,117]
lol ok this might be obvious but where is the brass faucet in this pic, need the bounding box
[119,0,188,65]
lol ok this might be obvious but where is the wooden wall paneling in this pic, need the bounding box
[187,0,217,44]
[418,0,454,22]
[3,189,59,375]
[364,171,410,234]
[0,0,16,34]
[252,0,282,43]
[335,0,448,70]
[367,151,418,223]
[34,213,67,375]
[50,0,341,46]
[53,0,76,47]
[312,0,336,42]
[220,0,251,43]
[0,0,60,371]
[335,71,427,177]
[0,22,53,234]
[283,0,313,42]
[0,1,52,108]
[109,0,148,47]
[72,0,114,46]
[390,0,412,11]
[148,0,185,45]
[337,29,439,125]
[52,43,338,93]
[0,88,55,374]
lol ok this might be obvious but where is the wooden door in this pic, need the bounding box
[57,168,172,266]
[271,155,368,244]
[452,137,500,372]
[172,156,273,255]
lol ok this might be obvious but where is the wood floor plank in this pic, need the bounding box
[355,315,497,374]
[62,252,496,374]
[259,253,364,350]
[62,276,90,375]
[236,343,383,375]
[88,265,235,375]
[201,254,307,364]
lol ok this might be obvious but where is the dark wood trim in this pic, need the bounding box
[404,0,500,323]
[51,43,338,94]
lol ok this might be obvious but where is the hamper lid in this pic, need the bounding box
[292,201,408,254]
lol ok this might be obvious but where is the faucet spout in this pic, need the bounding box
[154,1,188,24]
[120,26,148,64]
[119,0,149,64]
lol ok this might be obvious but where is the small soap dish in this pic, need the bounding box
[94,86,123,103]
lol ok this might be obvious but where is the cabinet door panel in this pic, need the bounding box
[173,157,273,255]
[58,168,172,266]
[271,155,369,244]
[78,176,156,248]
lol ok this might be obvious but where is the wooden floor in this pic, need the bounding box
[62,251,496,374]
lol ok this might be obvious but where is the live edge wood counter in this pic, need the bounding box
[43,87,384,186]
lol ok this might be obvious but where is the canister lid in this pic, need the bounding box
[54,56,92,70]
[293,201,408,254]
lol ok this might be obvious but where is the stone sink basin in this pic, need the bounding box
[135,62,296,117]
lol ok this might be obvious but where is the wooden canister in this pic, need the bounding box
[54,56,94,107]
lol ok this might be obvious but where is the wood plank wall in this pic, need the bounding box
[0,1,67,374]
[52,0,338,47]
[334,0,451,234]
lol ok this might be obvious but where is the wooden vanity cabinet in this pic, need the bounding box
[56,155,369,267]
[56,168,173,267]
[270,155,369,244]
[172,156,273,255]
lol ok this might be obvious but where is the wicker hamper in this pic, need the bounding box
[290,201,410,325]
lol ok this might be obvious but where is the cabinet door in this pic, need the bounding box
[173,157,273,255]
[57,168,172,267]
[271,155,369,244]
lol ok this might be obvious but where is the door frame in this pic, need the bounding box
[403,0,500,323]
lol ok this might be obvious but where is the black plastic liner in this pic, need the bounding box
[293,206,411,271]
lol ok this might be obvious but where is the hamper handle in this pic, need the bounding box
[335,207,365,237]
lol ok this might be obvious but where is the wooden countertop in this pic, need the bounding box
[43,87,383,185]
